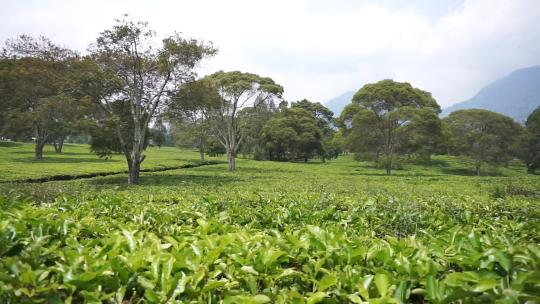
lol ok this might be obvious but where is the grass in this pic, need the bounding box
[0,142,539,303]
[0,142,205,182]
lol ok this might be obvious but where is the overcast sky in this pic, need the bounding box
[1,0,539,107]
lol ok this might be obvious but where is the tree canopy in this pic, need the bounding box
[78,16,216,184]
[207,70,283,171]
[262,107,323,162]
[0,35,85,159]
[444,109,523,175]
[339,80,441,175]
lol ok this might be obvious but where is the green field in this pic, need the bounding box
[0,142,205,182]
[1,143,539,303]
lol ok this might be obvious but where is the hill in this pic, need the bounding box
[324,90,355,117]
[442,66,540,122]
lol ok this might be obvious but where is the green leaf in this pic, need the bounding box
[202,280,227,292]
[374,273,390,296]
[347,294,364,303]
[224,294,271,304]
[307,292,328,304]
[137,276,156,290]
[241,265,260,276]
[472,279,498,292]
[426,275,440,302]
[318,274,337,291]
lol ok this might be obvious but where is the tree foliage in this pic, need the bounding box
[0,35,85,159]
[168,78,222,161]
[339,80,441,174]
[78,16,216,184]
[207,70,283,171]
[262,107,323,161]
[444,109,523,175]
[516,107,540,173]
[291,99,340,161]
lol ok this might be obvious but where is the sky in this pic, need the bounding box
[1,0,539,107]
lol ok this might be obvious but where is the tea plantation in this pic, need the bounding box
[0,143,539,303]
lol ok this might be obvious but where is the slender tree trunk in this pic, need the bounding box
[475,164,481,176]
[35,141,46,160]
[34,124,47,160]
[386,161,392,176]
[199,149,205,161]
[126,120,146,185]
[53,138,64,154]
[199,141,205,161]
[227,149,236,171]
[128,160,141,184]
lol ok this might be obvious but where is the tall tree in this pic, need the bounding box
[168,78,222,161]
[0,35,80,159]
[262,107,323,162]
[207,71,283,171]
[236,101,277,159]
[339,80,441,175]
[291,99,339,161]
[515,107,540,173]
[79,17,216,184]
[444,109,522,175]
[400,108,445,163]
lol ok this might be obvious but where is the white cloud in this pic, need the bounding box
[1,0,539,107]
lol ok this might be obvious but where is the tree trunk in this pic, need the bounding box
[128,160,141,184]
[53,138,64,154]
[35,141,45,160]
[199,149,205,161]
[386,159,392,176]
[126,121,146,185]
[34,124,47,160]
[475,165,481,176]
[227,150,236,171]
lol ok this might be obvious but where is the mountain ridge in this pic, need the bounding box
[324,66,540,121]
[441,65,540,122]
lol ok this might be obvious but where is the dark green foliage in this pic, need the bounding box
[516,107,540,173]
[262,108,322,161]
[291,99,340,161]
[444,109,523,175]
[89,101,149,159]
[168,78,222,159]
[0,36,83,159]
[205,138,226,157]
[339,80,441,174]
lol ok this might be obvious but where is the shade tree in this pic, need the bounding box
[0,35,84,159]
[76,16,216,184]
[206,71,283,171]
[167,78,222,161]
[262,107,323,162]
[515,107,540,173]
[444,109,523,175]
[338,80,441,175]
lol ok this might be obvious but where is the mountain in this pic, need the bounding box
[324,91,355,117]
[442,66,540,122]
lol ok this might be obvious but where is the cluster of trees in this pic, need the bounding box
[0,17,339,184]
[337,80,540,175]
[1,18,538,184]
[167,76,340,167]
[0,17,216,184]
